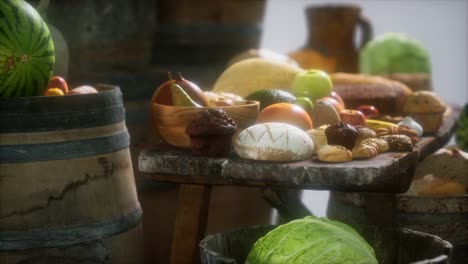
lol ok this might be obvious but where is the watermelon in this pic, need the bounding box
[0,0,55,98]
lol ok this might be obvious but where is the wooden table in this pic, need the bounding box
[138,107,459,264]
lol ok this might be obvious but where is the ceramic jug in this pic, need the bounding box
[289,4,372,73]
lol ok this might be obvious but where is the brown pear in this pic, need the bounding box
[311,99,341,128]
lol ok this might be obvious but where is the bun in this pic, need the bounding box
[234,122,314,161]
[354,125,377,144]
[379,135,413,152]
[317,145,352,163]
[331,73,412,115]
[359,138,389,153]
[402,91,447,133]
[306,125,329,153]
[352,144,378,159]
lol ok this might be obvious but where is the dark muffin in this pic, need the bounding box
[325,122,359,150]
[185,108,238,157]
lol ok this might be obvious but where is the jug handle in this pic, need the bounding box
[357,15,373,50]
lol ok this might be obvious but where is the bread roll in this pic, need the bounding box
[306,125,329,154]
[379,135,413,152]
[234,122,314,161]
[331,73,412,115]
[402,91,447,133]
[317,145,352,163]
[351,144,378,159]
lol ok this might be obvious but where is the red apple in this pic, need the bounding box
[339,109,367,126]
[151,72,209,106]
[317,97,345,114]
[356,105,380,118]
[45,76,69,94]
[330,91,345,108]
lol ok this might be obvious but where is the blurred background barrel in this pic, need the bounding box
[0,85,143,263]
[152,0,267,86]
[327,191,467,264]
[397,195,468,264]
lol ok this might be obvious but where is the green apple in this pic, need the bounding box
[291,69,333,102]
[294,97,314,116]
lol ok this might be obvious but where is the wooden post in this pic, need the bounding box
[170,184,212,264]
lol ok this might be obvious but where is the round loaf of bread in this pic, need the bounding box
[234,122,314,161]
[331,73,413,115]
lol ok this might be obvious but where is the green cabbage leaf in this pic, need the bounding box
[359,32,431,74]
[246,216,378,264]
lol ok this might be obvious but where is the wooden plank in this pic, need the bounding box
[140,148,417,193]
[170,184,211,264]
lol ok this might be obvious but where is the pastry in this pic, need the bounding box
[402,91,447,134]
[379,135,413,152]
[359,138,389,153]
[330,73,413,115]
[352,144,378,159]
[306,125,329,153]
[185,108,237,157]
[317,145,352,163]
[375,125,419,143]
[354,125,377,144]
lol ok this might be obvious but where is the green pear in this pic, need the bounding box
[170,80,202,107]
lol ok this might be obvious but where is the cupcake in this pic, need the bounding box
[403,91,447,134]
[185,108,238,157]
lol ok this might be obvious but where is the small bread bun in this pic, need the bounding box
[306,125,329,153]
[352,144,378,159]
[379,135,413,152]
[360,138,390,153]
[317,145,352,163]
[354,125,377,144]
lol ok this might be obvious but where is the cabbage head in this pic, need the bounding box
[359,32,431,74]
[246,216,378,264]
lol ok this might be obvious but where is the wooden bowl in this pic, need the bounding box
[151,101,259,148]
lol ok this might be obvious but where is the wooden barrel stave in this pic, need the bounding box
[0,85,143,263]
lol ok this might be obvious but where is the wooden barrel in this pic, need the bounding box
[397,195,468,264]
[199,225,452,264]
[0,85,143,263]
[327,191,466,264]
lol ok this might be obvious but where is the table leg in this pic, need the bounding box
[170,184,212,264]
[262,188,312,222]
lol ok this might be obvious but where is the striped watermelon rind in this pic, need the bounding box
[0,0,55,98]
